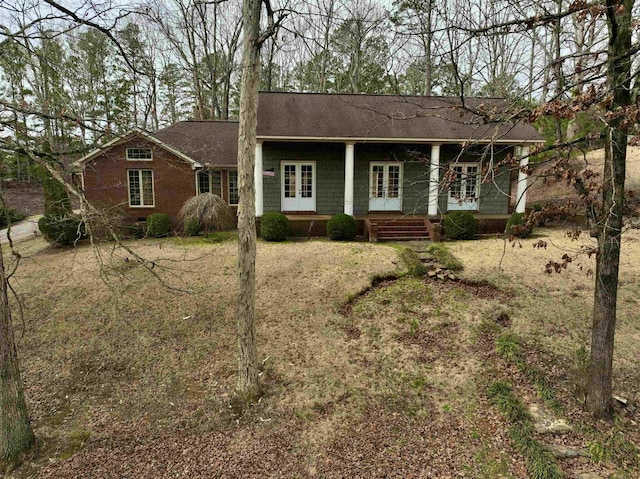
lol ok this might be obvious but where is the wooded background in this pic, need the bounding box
[2,0,638,180]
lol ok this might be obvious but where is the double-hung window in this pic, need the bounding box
[197,170,222,196]
[128,170,154,207]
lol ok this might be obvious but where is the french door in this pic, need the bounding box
[369,162,403,211]
[281,162,316,212]
[447,163,480,211]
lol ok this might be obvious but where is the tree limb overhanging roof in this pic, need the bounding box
[256,92,543,144]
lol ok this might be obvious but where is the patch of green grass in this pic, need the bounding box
[427,243,464,271]
[588,423,640,471]
[446,287,471,302]
[204,231,238,242]
[44,406,72,428]
[352,277,432,319]
[510,424,561,479]
[58,429,91,460]
[495,332,523,364]
[487,381,530,423]
[495,332,561,411]
[409,317,420,336]
[472,318,502,341]
[488,381,562,479]
[471,446,513,479]
[170,231,237,246]
[2,237,50,258]
[409,373,430,391]
[294,408,313,421]
[398,247,426,277]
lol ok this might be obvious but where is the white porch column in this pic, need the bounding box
[428,143,441,216]
[254,141,264,217]
[344,142,355,215]
[515,145,529,214]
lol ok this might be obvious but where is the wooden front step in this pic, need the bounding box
[366,218,433,242]
[378,225,428,232]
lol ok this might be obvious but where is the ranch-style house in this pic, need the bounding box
[75,92,543,240]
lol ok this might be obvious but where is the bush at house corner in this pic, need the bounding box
[38,215,86,247]
[146,213,172,237]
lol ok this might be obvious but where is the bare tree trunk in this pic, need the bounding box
[552,0,564,143]
[423,0,432,96]
[586,0,633,419]
[319,0,336,93]
[235,0,261,397]
[266,37,277,91]
[0,246,35,461]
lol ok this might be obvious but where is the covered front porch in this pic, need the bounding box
[255,213,511,241]
[254,141,532,221]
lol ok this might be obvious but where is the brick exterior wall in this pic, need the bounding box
[82,139,198,226]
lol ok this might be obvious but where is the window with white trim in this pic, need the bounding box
[447,163,480,211]
[228,170,239,205]
[128,170,154,207]
[126,148,152,160]
[197,170,222,196]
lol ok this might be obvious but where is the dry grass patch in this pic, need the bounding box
[10,236,529,478]
[447,227,640,400]
[11,238,401,473]
[21,229,640,478]
[528,145,640,206]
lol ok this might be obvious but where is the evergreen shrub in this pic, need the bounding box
[0,207,25,228]
[327,213,357,241]
[38,215,86,246]
[260,212,289,241]
[443,211,477,240]
[146,213,171,237]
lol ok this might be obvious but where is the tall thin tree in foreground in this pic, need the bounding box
[235,0,284,397]
[454,0,637,419]
[586,0,634,418]
[0,243,34,461]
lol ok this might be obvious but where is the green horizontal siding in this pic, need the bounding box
[354,144,433,215]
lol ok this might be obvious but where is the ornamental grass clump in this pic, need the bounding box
[179,193,235,234]
[184,217,201,237]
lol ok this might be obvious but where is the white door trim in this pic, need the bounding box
[368,162,403,212]
[447,163,480,211]
[281,161,316,212]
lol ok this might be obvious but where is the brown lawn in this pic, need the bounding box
[4,229,640,478]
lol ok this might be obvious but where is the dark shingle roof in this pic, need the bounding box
[256,92,543,143]
[149,93,542,167]
[153,121,239,167]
